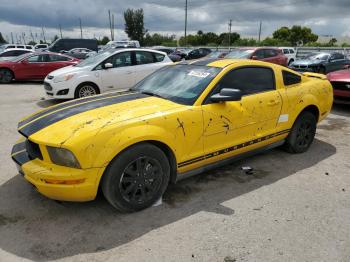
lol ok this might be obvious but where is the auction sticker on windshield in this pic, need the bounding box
[188,70,211,78]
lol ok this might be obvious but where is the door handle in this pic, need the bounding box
[267,100,280,106]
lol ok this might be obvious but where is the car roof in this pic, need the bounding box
[179,58,282,68]
[1,48,33,52]
[110,48,168,55]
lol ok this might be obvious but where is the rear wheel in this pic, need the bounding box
[0,69,13,83]
[101,143,170,212]
[74,83,99,98]
[284,111,317,153]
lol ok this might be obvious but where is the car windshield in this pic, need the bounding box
[306,53,330,60]
[132,64,221,105]
[10,53,31,62]
[75,51,113,67]
[225,49,254,59]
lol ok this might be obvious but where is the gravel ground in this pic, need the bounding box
[0,83,349,262]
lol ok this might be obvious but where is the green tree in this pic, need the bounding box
[99,36,110,45]
[218,32,240,46]
[124,8,147,45]
[272,25,318,45]
[0,32,7,44]
[328,38,337,46]
[28,40,36,46]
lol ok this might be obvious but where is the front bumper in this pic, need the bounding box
[11,139,104,202]
[43,78,75,99]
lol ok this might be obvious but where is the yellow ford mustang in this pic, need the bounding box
[11,59,333,212]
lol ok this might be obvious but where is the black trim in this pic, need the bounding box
[177,139,285,181]
[19,92,148,137]
[12,151,31,166]
[178,129,290,168]
[18,90,134,128]
[11,141,26,155]
[190,58,222,66]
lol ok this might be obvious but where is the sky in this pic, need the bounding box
[0,0,349,43]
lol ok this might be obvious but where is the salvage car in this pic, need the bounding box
[44,48,173,99]
[11,59,333,212]
[327,68,350,104]
[225,47,288,66]
[185,48,212,60]
[0,52,79,83]
[289,52,350,74]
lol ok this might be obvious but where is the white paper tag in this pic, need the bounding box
[278,114,289,123]
[188,71,210,78]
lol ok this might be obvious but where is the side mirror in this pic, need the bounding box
[251,55,258,60]
[104,63,113,69]
[210,88,243,102]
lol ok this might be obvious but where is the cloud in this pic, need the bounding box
[0,0,349,42]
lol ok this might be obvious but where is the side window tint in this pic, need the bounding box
[254,49,264,59]
[289,49,295,54]
[283,49,289,54]
[104,51,132,68]
[27,55,40,62]
[135,51,155,65]
[154,53,165,62]
[282,70,301,86]
[49,54,70,62]
[264,49,277,58]
[215,67,275,96]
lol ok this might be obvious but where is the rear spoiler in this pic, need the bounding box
[302,72,328,80]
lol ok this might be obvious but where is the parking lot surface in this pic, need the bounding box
[0,83,349,262]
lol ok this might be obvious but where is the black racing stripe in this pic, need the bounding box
[178,129,290,167]
[18,90,133,128]
[11,141,26,155]
[190,58,222,66]
[12,151,31,166]
[19,93,148,137]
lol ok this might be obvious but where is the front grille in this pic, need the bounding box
[25,140,43,160]
[47,75,54,80]
[331,81,350,91]
[44,82,53,91]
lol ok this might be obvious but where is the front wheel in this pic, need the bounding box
[74,83,99,98]
[0,69,13,83]
[101,143,170,212]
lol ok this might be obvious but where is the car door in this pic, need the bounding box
[19,54,50,79]
[98,51,134,92]
[133,51,164,85]
[201,66,282,160]
[327,53,346,72]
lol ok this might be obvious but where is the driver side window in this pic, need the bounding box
[102,51,132,69]
[212,67,275,97]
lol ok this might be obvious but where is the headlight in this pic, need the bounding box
[47,146,81,168]
[53,73,76,83]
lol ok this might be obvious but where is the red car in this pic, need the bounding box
[0,52,79,83]
[225,47,288,66]
[327,69,350,104]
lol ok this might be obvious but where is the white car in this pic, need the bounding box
[44,48,173,99]
[0,48,33,61]
[34,44,49,51]
[279,47,296,65]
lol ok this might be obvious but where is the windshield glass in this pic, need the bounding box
[10,53,31,62]
[225,49,254,59]
[75,50,113,67]
[306,53,330,60]
[133,64,221,105]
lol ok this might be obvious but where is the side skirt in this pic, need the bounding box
[176,139,285,182]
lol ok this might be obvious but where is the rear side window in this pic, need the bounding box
[253,49,264,59]
[282,70,301,86]
[154,53,165,62]
[49,54,71,62]
[283,49,289,54]
[289,49,295,54]
[215,67,275,96]
[136,51,155,65]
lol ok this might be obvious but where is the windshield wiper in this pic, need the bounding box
[140,91,164,98]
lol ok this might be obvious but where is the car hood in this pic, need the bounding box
[18,91,183,146]
[47,64,91,77]
[327,69,350,82]
[292,59,323,66]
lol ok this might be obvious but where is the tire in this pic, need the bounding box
[284,111,317,154]
[0,68,13,83]
[74,83,99,99]
[101,143,170,212]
